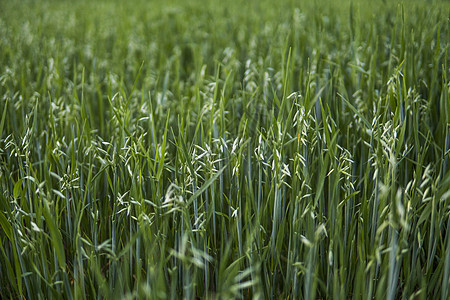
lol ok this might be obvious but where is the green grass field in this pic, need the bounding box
[0,0,449,298]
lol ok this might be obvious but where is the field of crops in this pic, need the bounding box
[0,0,449,299]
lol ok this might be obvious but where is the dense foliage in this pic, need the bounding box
[0,0,449,298]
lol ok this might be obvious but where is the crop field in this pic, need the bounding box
[0,0,449,299]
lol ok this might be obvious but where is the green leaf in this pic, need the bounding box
[42,201,66,269]
[0,211,12,242]
[13,179,23,198]
[0,99,7,138]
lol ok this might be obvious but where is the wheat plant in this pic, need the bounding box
[0,0,449,299]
